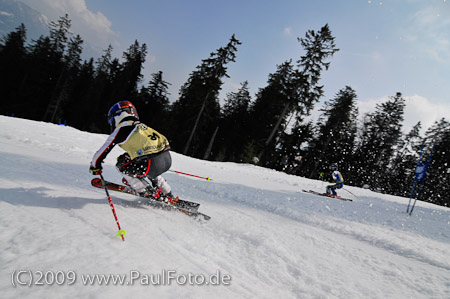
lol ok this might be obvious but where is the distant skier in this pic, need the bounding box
[89,100,173,201]
[325,163,344,198]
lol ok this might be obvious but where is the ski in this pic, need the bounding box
[91,178,211,220]
[302,189,353,202]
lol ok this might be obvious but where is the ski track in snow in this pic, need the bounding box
[0,116,449,299]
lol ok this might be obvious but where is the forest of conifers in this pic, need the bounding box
[1,15,449,207]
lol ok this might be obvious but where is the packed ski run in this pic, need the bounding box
[0,115,449,299]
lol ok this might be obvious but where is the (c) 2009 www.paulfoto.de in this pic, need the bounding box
[11,269,232,287]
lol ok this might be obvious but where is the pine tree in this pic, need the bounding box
[218,81,252,161]
[86,45,116,132]
[48,14,71,58]
[43,14,74,122]
[296,24,339,111]
[65,34,83,71]
[248,60,297,163]
[63,58,95,129]
[420,119,450,206]
[136,71,171,131]
[248,24,339,166]
[23,35,57,121]
[353,92,406,190]
[170,34,241,157]
[50,33,84,123]
[388,122,422,196]
[111,40,147,101]
[276,120,315,175]
[305,86,359,180]
[0,23,27,116]
[95,45,114,77]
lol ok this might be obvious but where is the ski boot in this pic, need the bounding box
[156,191,179,205]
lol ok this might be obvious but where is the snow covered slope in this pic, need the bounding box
[0,115,449,299]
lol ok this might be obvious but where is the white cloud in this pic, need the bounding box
[408,3,450,64]
[357,95,450,134]
[284,26,292,36]
[20,0,119,55]
[0,11,13,17]
[403,95,450,132]
[414,6,440,25]
[357,97,382,119]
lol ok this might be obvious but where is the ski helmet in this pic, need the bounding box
[330,163,338,171]
[107,101,139,128]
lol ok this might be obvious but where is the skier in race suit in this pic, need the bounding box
[89,100,173,199]
[326,163,344,198]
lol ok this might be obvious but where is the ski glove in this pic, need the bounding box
[89,165,102,175]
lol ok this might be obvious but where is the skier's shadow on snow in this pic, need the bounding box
[0,187,149,210]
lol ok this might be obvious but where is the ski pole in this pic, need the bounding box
[169,170,212,181]
[319,172,324,189]
[343,188,360,200]
[99,173,126,241]
[406,180,417,214]
[409,181,424,215]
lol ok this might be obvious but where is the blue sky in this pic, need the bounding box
[12,0,450,132]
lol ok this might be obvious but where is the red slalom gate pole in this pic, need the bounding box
[170,170,212,181]
[99,173,126,241]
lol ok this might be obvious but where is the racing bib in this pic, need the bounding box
[119,123,169,159]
